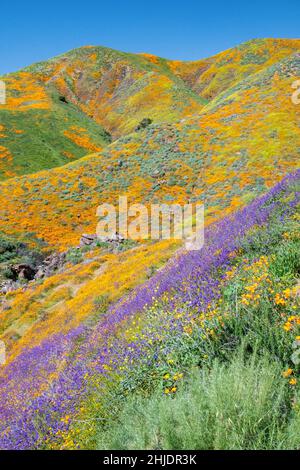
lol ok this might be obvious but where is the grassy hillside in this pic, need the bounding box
[0,45,206,180]
[0,74,111,179]
[168,38,300,99]
[24,45,206,137]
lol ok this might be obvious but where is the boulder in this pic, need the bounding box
[79,233,98,247]
[97,232,125,244]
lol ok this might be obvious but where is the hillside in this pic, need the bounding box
[0,38,299,450]
[168,38,300,99]
[0,73,112,179]
[0,170,299,449]
[0,38,299,180]
[0,42,299,250]
[0,45,205,180]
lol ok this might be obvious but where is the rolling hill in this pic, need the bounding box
[0,38,299,180]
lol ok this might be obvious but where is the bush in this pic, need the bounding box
[96,348,290,450]
[65,248,83,265]
[135,118,152,131]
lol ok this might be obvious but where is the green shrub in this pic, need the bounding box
[65,248,83,265]
[96,348,290,450]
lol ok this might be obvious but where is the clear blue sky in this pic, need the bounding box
[1,0,299,75]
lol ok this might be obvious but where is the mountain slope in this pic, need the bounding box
[0,72,112,179]
[1,39,298,181]
[0,46,206,180]
[0,38,299,450]
[23,45,206,137]
[167,38,300,99]
[0,48,298,251]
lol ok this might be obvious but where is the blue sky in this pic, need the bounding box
[0,0,299,74]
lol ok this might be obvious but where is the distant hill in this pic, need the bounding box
[0,38,299,180]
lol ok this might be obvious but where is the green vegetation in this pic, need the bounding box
[97,350,294,450]
[0,96,111,179]
[0,235,43,282]
[0,39,299,450]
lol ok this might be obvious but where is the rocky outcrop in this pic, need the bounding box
[0,233,127,295]
[10,264,36,281]
[97,232,125,244]
[34,252,66,279]
[79,233,98,247]
[80,232,125,246]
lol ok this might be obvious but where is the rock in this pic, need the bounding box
[151,169,165,178]
[10,264,36,281]
[110,232,125,243]
[34,252,66,279]
[34,268,45,280]
[1,251,68,293]
[97,232,125,244]
[79,233,98,247]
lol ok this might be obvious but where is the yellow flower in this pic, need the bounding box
[61,415,70,424]
[171,386,177,393]
[289,378,297,385]
[283,322,292,332]
[164,388,170,394]
[163,373,170,380]
[282,368,293,378]
[173,373,183,381]
[283,288,291,298]
[275,293,286,306]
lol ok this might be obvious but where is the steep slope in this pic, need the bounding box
[0,73,111,180]
[0,171,298,449]
[0,239,179,361]
[23,46,206,136]
[0,50,298,251]
[0,38,299,450]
